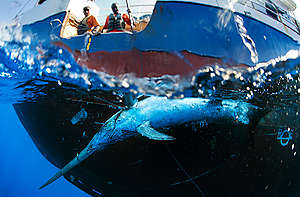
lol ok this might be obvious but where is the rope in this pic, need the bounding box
[124,0,134,33]
[165,144,206,197]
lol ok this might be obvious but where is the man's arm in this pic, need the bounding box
[68,13,81,27]
[88,16,100,28]
[102,16,110,31]
[122,14,131,26]
[87,16,101,34]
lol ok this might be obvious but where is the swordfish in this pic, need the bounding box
[39,96,262,189]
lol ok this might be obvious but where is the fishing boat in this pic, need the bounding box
[12,0,300,196]
[19,0,300,77]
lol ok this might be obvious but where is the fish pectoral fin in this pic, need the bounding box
[137,121,175,141]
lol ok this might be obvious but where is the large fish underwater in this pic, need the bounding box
[39,95,263,189]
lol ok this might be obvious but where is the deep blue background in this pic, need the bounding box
[0,104,88,197]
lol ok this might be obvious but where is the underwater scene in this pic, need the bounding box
[1,0,300,197]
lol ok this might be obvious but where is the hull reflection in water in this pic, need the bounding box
[13,90,300,197]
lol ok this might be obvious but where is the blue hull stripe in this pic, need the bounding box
[23,2,300,67]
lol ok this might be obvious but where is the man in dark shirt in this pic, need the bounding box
[102,3,132,33]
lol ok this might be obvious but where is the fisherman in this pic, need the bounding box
[102,3,132,33]
[77,6,100,35]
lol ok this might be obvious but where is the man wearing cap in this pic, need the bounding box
[102,3,132,33]
[77,6,100,35]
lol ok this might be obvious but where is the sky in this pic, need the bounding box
[296,1,300,19]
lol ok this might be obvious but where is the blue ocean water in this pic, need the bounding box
[0,105,88,197]
[0,24,300,197]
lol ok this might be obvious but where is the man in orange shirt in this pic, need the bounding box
[77,6,100,35]
[102,3,132,33]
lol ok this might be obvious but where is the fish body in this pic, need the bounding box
[91,96,258,148]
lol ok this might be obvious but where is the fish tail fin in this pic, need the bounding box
[39,147,92,189]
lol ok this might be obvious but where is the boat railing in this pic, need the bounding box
[236,0,300,35]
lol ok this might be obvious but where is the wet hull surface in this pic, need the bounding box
[14,96,300,197]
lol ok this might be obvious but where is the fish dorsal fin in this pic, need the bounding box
[137,121,175,141]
